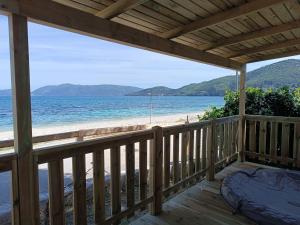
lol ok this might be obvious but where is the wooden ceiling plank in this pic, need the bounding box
[160,0,288,39]
[248,48,300,63]
[206,19,300,50]
[0,0,242,70]
[231,37,300,58]
[95,0,147,19]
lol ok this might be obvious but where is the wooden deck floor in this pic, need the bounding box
[131,162,262,225]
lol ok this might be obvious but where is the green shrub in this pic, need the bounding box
[199,87,300,120]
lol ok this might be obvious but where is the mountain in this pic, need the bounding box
[128,86,176,96]
[128,59,300,96]
[32,84,142,96]
[0,89,11,96]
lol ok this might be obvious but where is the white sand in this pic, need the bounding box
[0,111,202,141]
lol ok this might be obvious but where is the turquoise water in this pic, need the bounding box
[0,96,224,131]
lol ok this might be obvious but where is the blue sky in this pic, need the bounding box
[1,15,299,91]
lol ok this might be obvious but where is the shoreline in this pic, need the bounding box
[0,111,203,140]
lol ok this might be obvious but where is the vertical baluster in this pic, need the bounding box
[72,153,87,225]
[281,123,290,165]
[201,127,207,170]
[249,120,256,159]
[259,121,267,161]
[48,159,65,225]
[195,129,201,176]
[233,121,239,154]
[126,143,135,218]
[11,159,20,225]
[224,123,229,161]
[110,146,121,224]
[270,122,278,163]
[139,140,147,209]
[188,130,194,178]
[150,126,163,216]
[164,135,170,190]
[294,123,300,168]
[181,131,187,182]
[219,124,224,160]
[93,150,105,224]
[206,121,215,181]
[173,133,180,185]
[228,122,233,157]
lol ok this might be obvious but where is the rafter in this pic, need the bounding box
[95,0,147,19]
[160,0,288,39]
[206,19,300,51]
[0,0,242,70]
[230,38,300,58]
[247,49,300,63]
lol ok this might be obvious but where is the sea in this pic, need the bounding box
[0,96,224,131]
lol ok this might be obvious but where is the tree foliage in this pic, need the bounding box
[199,87,300,120]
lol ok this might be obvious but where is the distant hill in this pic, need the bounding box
[32,84,142,96]
[128,59,300,96]
[1,59,300,97]
[0,89,11,96]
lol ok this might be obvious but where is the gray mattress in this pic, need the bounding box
[221,168,300,225]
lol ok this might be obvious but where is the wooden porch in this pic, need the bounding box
[131,161,260,225]
[1,0,300,225]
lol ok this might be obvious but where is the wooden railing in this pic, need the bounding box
[0,116,239,225]
[0,125,147,149]
[245,115,300,168]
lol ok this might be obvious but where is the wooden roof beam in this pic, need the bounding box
[95,0,147,19]
[247,49,300,63]
[206,19,300,51]
[230,38,300,58]
[0,0,242,70]
[160,0,288,39]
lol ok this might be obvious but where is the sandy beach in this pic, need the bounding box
[0,111,201,141]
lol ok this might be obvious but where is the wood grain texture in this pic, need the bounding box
[93,150,105,224]
[126,143,135,218]
[150,126,163,215]
[238,65,246,162]
[48,160,65,225]
[9,13,40,225]
[110,146,121,224]
[72,154,87,225]
[163,135,171,189]
[132,162,257,225]
[139,140,148,206]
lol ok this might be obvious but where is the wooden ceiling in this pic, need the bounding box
[1,0,300,70]
[51,0,300,64]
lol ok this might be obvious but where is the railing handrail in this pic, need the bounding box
[162,115,239,134]
[34,128,154,164]
[0,124,147,148]
[245,114,300,123]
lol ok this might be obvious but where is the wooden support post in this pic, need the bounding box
[206,121,215,181]
[238,65,246,162]
[9,13,40,225]
[150,126,163,216]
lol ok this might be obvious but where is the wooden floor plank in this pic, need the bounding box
[130,162,260,225]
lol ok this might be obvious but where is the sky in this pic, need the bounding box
[1,15,300,91]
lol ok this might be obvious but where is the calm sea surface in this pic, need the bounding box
[0,96,224,131]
